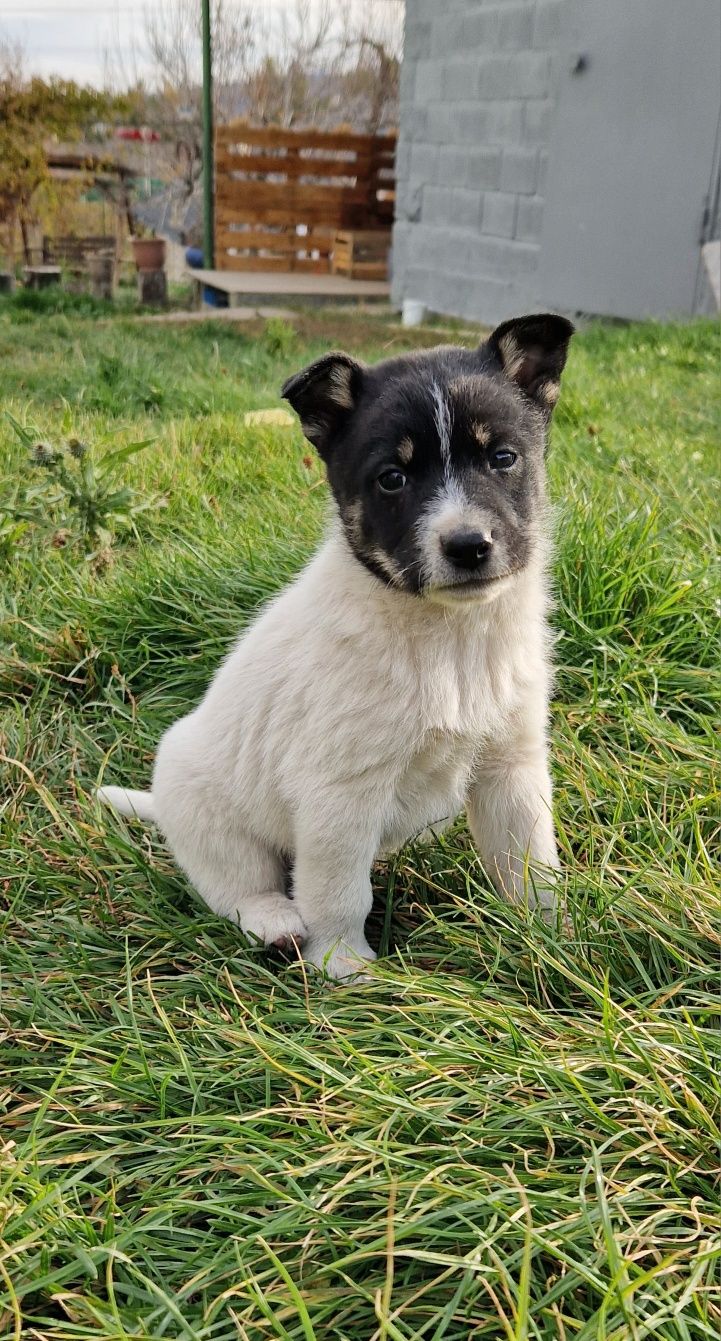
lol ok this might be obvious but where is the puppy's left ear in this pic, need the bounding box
[281,351,365,460]
[487,313,574,414]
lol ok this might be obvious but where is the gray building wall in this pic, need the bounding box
[392,0,567,323]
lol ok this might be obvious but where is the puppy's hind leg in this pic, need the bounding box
[175,831,307,951]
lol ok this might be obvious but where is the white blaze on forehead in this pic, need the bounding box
[430,381,453,478]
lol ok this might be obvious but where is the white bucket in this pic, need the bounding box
[402,299,426,327]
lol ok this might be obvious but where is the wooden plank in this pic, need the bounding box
[186,266,391,297]
[215,221,334,245]
[216,122,396,154]
[215,229,334,254]
[216,180,369,210]
[215,206,369,229]
[214,253,330,274]
[215,151,372,179]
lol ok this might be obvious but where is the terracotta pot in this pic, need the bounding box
[131,237,166,270]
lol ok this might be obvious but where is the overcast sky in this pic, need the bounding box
[1,0,154,84]
[1,0,402,88]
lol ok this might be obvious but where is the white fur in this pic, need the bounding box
[417,478,495,592]
[431,381,453,480]
[98,523,558,978]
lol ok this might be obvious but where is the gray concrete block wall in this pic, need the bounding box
[392,0,568,324]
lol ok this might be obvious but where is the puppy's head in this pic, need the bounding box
[282,313,573,604]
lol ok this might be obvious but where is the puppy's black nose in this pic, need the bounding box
[441,531,493,571]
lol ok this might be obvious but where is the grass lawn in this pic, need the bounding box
[1,293,719,1340]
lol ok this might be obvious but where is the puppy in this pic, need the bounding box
[98,312,574,978]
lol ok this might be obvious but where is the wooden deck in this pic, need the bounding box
[188,267,390,307]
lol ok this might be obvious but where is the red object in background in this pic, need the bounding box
[115,127,161,142]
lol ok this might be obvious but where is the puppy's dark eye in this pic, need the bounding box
[377,469,407,494]
[489,448,517,470]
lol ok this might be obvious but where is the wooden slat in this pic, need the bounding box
[216,180,369,210]
[215,151,372,179]
[216,122,396,153]
[215,205,369,228]
[215,228,334,254]
[214,253,330,274]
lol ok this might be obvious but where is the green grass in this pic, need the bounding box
[1,301,720,1340]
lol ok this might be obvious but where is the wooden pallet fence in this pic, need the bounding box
[214,122,396,274]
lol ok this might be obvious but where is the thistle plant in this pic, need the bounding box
[4,414,157,555]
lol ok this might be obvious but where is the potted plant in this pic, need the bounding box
[131,230,166,270]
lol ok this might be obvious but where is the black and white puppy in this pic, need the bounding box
[98,313,574,978]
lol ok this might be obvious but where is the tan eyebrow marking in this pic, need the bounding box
[471,421,491,447]
[538,379,560,406]
[397,436,414,464]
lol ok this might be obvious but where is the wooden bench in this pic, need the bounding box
[331,229,391,281]
[23,265,61,290]
[42,235,116,265]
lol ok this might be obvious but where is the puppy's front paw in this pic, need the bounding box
[303,937,376,982]
[239,894,308,951]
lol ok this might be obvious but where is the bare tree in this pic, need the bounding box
[339,0,404,132]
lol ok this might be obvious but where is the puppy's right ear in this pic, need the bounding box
[281,351,365,460]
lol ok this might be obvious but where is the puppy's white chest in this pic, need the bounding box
[381,730,476,851]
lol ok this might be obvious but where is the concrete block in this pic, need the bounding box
[422,184,450,225]
[498,6,535,50]
[465,146,503,189]
[537,150,550,192]
[533,0,568,48]
[390,221,411,293]
[437,145,474,187]
[415,59,444,103]
[409,106,430,142]
[523,98,554,145]
[412,225,453,272]
[461,9,502,51]
[455,105,492,145]
[481,191,518,237]
[465,233,519,277]
[477,51,552,100]
[458,275,516,325]
[452,186,484,230]
[398,56,415,103]
[458,100,525,146]
[442,58,482,102]
[515,194,545,242]
[138,268,167,306]
[394,137,411,185]
[426,102,457,144]
[410,143,440,185]
[430,13,467,58]
[404,20,432,61]
[486,100,525,143]
[398,181,424,223]
[500,146,538,193]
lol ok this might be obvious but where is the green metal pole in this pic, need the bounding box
[201,0,214,268]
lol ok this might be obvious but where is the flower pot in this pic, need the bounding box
[131,237,166,270]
